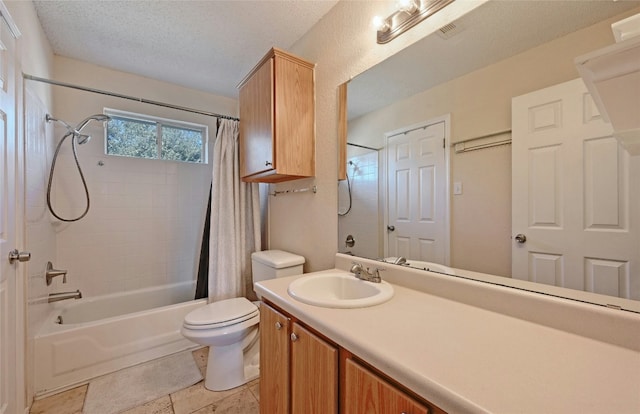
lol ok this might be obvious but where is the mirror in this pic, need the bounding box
[338,0,640,311]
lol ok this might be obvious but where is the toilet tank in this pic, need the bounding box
[251,250,305,284]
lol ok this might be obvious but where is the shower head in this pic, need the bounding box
[47,113,111,145]
[75,134,92,145]
[76,114,111,132]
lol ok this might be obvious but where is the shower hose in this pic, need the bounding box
[46,131,91,222]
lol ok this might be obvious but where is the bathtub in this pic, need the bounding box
[34,281,206,398]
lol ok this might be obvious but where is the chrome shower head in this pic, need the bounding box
[75,134,92,145]
[76,114,111,132]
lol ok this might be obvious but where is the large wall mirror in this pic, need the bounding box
[338,0,640,312]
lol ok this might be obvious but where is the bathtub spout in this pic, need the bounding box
[48,290,82,303]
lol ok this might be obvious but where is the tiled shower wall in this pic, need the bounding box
[338,149,380,259]
[50,121,212,298]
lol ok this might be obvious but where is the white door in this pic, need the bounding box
[0,7,22,414]
[387,119,449,264]
[512,78,639,300]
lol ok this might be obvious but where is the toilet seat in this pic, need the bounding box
[183,297,258,330]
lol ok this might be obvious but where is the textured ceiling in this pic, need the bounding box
[33,0,339,99]
[348,0,640,119]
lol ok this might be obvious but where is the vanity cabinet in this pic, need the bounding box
[259,302,290,414]
[260,302,338,414]
[260,301,443,414]
[343,358,434,414]
[238,48,315,183]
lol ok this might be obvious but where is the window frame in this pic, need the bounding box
[104,108,209,164]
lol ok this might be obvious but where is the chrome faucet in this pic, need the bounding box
[350,262,384,283]
[48,290,82,303]
[46,261,68,285]
[393,256,407,265]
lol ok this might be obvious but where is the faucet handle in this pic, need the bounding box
[371,267,386,282]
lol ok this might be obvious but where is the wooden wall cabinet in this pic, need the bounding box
[238,48,315,183]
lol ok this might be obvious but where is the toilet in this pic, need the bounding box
[181,250,305,391]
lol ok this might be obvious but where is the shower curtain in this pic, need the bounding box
[207,119,261,302]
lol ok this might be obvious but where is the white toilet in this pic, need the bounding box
[181,250,305,391]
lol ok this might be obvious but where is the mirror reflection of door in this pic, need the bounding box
[512,78,639,300]
[386,118,449,264]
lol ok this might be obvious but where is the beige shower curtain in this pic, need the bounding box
[208,119,261,302]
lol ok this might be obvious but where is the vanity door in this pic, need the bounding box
[290,322,338,413]
[259,303,290,414]
[343,358,430,414]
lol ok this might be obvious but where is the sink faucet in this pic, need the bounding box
[350,262,384,283]
[393,256,407,265]
[48,289,82,303]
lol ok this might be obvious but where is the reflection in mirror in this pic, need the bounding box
[338,0,640,311]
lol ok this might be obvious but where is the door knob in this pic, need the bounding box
[8,249,31,264]
[290,333,299,342]
[275,321,282,330]
[387,225,395,232]
[514,234,527,244]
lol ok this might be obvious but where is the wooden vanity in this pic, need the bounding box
[254,254,640,413]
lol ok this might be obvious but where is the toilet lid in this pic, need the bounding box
[184,297,258,329]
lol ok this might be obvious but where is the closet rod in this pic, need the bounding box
[453,129,512,153]
[23,74,240,121]
[455,129,511,145]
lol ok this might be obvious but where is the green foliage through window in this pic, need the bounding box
[105,110,207,163]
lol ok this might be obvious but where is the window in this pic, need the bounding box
[105,109,208,163]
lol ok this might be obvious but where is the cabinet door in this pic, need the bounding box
[273,54,315,178]
[260,303,290,414]
[343,358,430,414]
[291,322,338,414]
[239,57,274,178]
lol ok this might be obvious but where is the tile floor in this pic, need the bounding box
[29,348,260,414]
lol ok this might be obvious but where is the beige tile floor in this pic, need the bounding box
[30,348,260,414]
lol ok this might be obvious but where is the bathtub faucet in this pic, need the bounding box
[48,290,82,303]
[46,261,67,285]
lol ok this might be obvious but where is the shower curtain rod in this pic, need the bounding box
[347,142,380,151]
[23,74,240,121]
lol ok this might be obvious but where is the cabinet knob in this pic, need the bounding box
[265,161,273,167]
[290,333,299,342]
[275,321,282,330]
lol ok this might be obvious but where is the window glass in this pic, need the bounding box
[161,124,203,163]
[105,109,207,163]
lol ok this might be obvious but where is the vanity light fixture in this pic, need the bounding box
[374,0,455,44]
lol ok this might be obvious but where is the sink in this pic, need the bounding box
[287,271,394,308]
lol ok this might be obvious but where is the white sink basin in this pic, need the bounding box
[287,271,394,308]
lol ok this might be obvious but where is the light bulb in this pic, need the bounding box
[372,15,390,32]
[397,0,418,13]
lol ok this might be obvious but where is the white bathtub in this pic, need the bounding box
[34,281,206,398]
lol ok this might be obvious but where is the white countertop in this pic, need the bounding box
[255,264,640,413]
